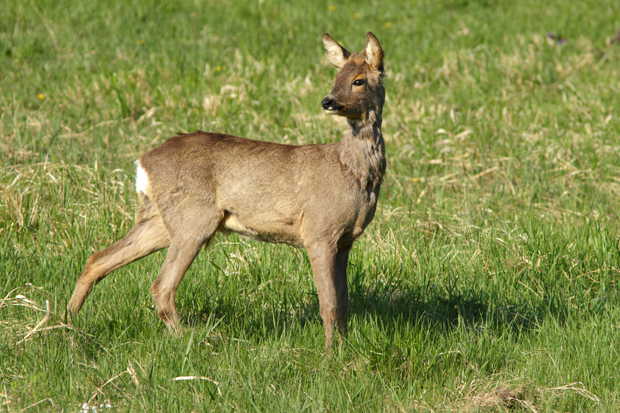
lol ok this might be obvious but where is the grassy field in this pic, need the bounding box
[2,0,620,411]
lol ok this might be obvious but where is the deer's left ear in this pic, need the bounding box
[363,32,384,72]
[322,33,351,69]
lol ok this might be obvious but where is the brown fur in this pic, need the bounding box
[67,32,387,351]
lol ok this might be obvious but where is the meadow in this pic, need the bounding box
[1,0,620,411]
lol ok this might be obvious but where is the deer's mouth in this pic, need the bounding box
[324,108,342,114]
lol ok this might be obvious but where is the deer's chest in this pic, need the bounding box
[341,186,380,246]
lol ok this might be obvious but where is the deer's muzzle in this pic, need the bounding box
[322,97,344,114]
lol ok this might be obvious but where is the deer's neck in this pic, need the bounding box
[340,109,386,192]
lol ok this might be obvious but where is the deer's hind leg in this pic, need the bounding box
[149,202,224,332]
[67,194,170,316]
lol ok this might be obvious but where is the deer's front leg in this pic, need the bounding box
[335,244,352,339]
[307,242,351,351]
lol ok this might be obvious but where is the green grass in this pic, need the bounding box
[2,0,620,411]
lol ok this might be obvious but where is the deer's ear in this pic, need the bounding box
[322,33,351,69]
[363,32,384,72]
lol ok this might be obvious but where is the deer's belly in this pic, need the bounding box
[219,212,304,248]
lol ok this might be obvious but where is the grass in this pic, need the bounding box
[1,0,620,411]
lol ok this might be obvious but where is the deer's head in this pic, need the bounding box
[321,32,385,121]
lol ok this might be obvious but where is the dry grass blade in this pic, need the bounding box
[16,300,51,345]
[0,289,20,310]
[172,376,223,396]
[87,372,128,404]
[545,382,600,404]
[21,324,77,335]
[20,397,54,412]
[8,295,78,345]
[172,376,219,384]
[14,295,45,312]
[127,361,140,386]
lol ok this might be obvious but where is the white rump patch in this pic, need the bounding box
[135,160,151,196]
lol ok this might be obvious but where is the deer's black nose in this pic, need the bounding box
[322,97,333,110]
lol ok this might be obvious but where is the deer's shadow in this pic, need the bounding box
[183,266,552,341]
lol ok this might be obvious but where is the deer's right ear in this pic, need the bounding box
[363,32,384,72]
[322,33,351,69]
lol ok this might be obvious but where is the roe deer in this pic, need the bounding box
[67,32,386,350]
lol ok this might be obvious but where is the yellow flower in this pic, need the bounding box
[354,13,360,19]
[137,39,145,44]
[216,66,222,71]
[385,22,392,28]
[328,5,335,11]
[38,94,44,99]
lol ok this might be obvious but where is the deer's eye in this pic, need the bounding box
[353,79,365,87]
